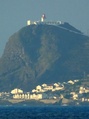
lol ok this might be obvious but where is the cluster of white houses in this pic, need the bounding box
[79,86,89,94]
[11,83,64,100]
[11,88,42,100]
[32,83,64,93]
[0,79,89,103]
[10,80,89,102]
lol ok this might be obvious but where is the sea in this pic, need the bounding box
[0,106,89,119]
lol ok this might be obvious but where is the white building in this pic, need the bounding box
[32,89,37,93]
[36,85,42,91]
[82,98,89,102]
[43,85,53,91]
[54,83,59,87]
[30,94,42,100]
[42,83,47,87]
[52,86,64,91]
[74,80,79,83]
[85,89,89,93]
[27,20,37,25]
[68,80,74,85]
[13,93,30,99]
[27,14,63,26]
[73,94,78,100]
[11,88,23,94]
[79,87,85,94]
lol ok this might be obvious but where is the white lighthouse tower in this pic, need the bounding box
[41,14,46,22]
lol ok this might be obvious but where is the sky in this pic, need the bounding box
[0,0,89,57]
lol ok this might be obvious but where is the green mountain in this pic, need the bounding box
[0,23,89,91]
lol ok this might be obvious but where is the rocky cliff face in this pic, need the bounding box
[0,23,89,91]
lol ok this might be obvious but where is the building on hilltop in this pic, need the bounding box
[27,14,63,26]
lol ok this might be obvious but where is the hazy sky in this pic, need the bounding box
[0,0,89,57]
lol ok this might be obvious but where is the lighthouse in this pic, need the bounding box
[41,14,46,22]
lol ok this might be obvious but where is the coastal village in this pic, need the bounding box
[0,15,88,106]
[0,78,89,105]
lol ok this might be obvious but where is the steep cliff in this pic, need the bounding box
[0,23,89,91]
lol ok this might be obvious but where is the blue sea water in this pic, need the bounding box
[0,106,89,119]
